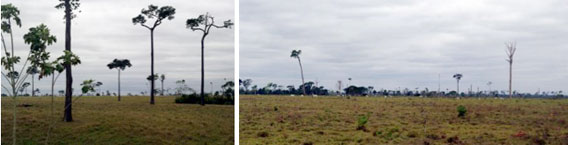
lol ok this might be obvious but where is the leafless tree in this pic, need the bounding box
[505,42,516,99]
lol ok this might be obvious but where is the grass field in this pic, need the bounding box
[1,96,234,145]
[240,95,568,145]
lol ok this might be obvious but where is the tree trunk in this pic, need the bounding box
[12,95,17,145]
[51,74,55,97]
[150,30,155,104]
[456,80,460,97]
[161,80,164,96]
[31,74,35,97]
[118,70,121,101]
[200,33,207,106]
[297,57,306,96]
[509,62,512,99]
[63,0,73,122]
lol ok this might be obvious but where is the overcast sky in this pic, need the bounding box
[1,0,234,95]
[240,0,567,94]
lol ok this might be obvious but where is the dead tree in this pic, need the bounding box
[505,42,517,99]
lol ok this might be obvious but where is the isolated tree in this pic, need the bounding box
[132,5,175,104]
[26,66,38,97]
[107,59,132,101]
[289,50,306,95]
[186,13,233,105]
[160,74,165,96]
[55,0,80,122]
[505,42,516,99]
[453,74,463,95]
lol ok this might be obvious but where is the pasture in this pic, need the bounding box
[1,96,234,145]
[240,95,568,144]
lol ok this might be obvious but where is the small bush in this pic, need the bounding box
[175,93,234,105]
[457,105,467,118]
[356,113,369,131]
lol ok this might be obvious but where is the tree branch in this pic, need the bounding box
[140,23,152,30]
[13,52,31,86]
[2,85,12,96]
[191,27,206,33]
[1,33,9,55]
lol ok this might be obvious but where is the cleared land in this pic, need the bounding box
[1,96,234,145]
[240,95,568,144]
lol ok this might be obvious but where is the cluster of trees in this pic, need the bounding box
[239,79,329,95]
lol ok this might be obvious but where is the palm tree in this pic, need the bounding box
[453,74,463,96]
[132,5,176,104]
[290,50,306,95]
[160,74,165,96]
[505,42,517,99]
[107,59,132,101]
[186,13,233,105]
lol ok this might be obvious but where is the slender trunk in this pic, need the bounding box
[9,19,14,58]
[7,19,17,145]
[150,30,155,104]
[161,80,164,96]
[63,0,73,122]
[200,33,207,106]
[509,62,512,99]
[118,70,121,101]
[32,74,35,97]
[457,79,460,97]
[12,95,16,145]
[297,57,306,96]
[51,74,55,97]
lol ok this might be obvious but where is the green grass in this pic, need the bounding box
[1,96,234,145]
[240,95,568,144]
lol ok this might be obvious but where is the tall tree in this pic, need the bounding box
[290,49,306,96]
[55,0,80,122]
[505,42,517,99]
[160,74,165,96]
[23,24,62,98]
[453,74,463,96]
[107,59,132,101]
[186,13,233,105]
[1,5,23,144]
[132,5,175,104]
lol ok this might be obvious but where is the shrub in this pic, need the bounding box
[457,105,467,118]
[175,93,234,105]
[356,113,369,131]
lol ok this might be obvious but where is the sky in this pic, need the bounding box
[1,0,234,95]
[240,0,568,94]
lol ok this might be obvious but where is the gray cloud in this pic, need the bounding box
[240,0,568,94]
[2,0,234,95]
